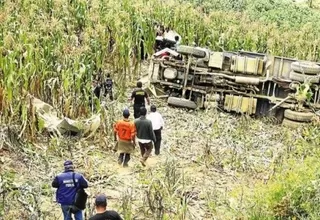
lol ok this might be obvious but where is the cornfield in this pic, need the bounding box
[2,0,320,219]
[1,0,320,136]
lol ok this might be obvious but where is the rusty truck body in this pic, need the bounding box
[146,45,320,127]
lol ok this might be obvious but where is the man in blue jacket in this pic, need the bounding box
[52,160,89,220]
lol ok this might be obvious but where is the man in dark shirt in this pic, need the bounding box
[130,81,150,119]
[89,194,123,220]
[134,107,156,166]
[103,74,113,101]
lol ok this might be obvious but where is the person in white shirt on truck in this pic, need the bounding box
[147,105,164,155]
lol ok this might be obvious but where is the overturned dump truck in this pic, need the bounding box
[147,45,320,127]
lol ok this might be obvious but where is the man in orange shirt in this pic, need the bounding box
[113,109,136,167]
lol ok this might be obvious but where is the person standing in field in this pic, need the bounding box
[89,194,123,220]
[104,73,114,101]
[113,109,136,167]
[52,160,89,220]
[147,105,164,155]
[134,106,156,166]
[130,81,150,119]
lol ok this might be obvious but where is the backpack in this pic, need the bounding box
[70,172,88,213]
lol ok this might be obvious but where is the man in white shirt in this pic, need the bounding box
[147,105,164,155]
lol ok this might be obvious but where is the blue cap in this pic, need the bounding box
[64,160,74,171]
[64,160,73,166]
[123,109,130,117]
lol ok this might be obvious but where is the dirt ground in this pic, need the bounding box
[1,90,300,220]
[0,63,304,219]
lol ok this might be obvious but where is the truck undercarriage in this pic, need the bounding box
[147,45,320,127]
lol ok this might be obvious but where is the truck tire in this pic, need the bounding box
[289,71,319,83]
[177,45,206,58]
[284,109,314,122]
[282,118,306,128]
[167,97,197,109]
[291,61,320,75]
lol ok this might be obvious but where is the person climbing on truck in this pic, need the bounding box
[130,81,150,119]
[113,109,136,167]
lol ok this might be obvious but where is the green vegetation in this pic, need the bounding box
[1,0,320,132]
[231,124,320,219]
[1,0,320,219]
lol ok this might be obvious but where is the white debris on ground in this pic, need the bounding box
[29,95,101,137]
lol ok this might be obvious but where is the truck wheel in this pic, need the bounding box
[289,71,319,83]
[177,45,206,58]
[291,61,320,75]
[167,97,197,109]
[282,118,306,128]
[284,109,314,122]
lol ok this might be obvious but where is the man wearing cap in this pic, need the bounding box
[147,105,165,155]
[134,106,156,166]
[52,160,89,220]
[89,193,122,220]
[113,109,136,167]
[130,81,150,119]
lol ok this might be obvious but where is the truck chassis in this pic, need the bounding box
[147,45,320,127]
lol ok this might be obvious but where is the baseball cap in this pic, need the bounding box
[64,160,73,166]
[64,160,74,171]
[123,109,130,117]
[95,193,107,206]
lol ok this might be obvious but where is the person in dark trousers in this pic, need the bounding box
[90,75,103,110]
[90,80,101,110]
[130,81,150,119]
[134,107,156,166]
[104,74,113,101]
[89,194,123,220]
[52,160,89,220]
[92,72,104,99]
[93,81,101,99]
[113,109,136,167]
[147,105,164,155]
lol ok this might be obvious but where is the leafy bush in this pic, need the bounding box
[231,126,320,219]
[250,158,320,218]
[187,0,248,12]
[246,0,320,29]
[184,0,320,30]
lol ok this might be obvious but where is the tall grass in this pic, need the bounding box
[1,0,320,138]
